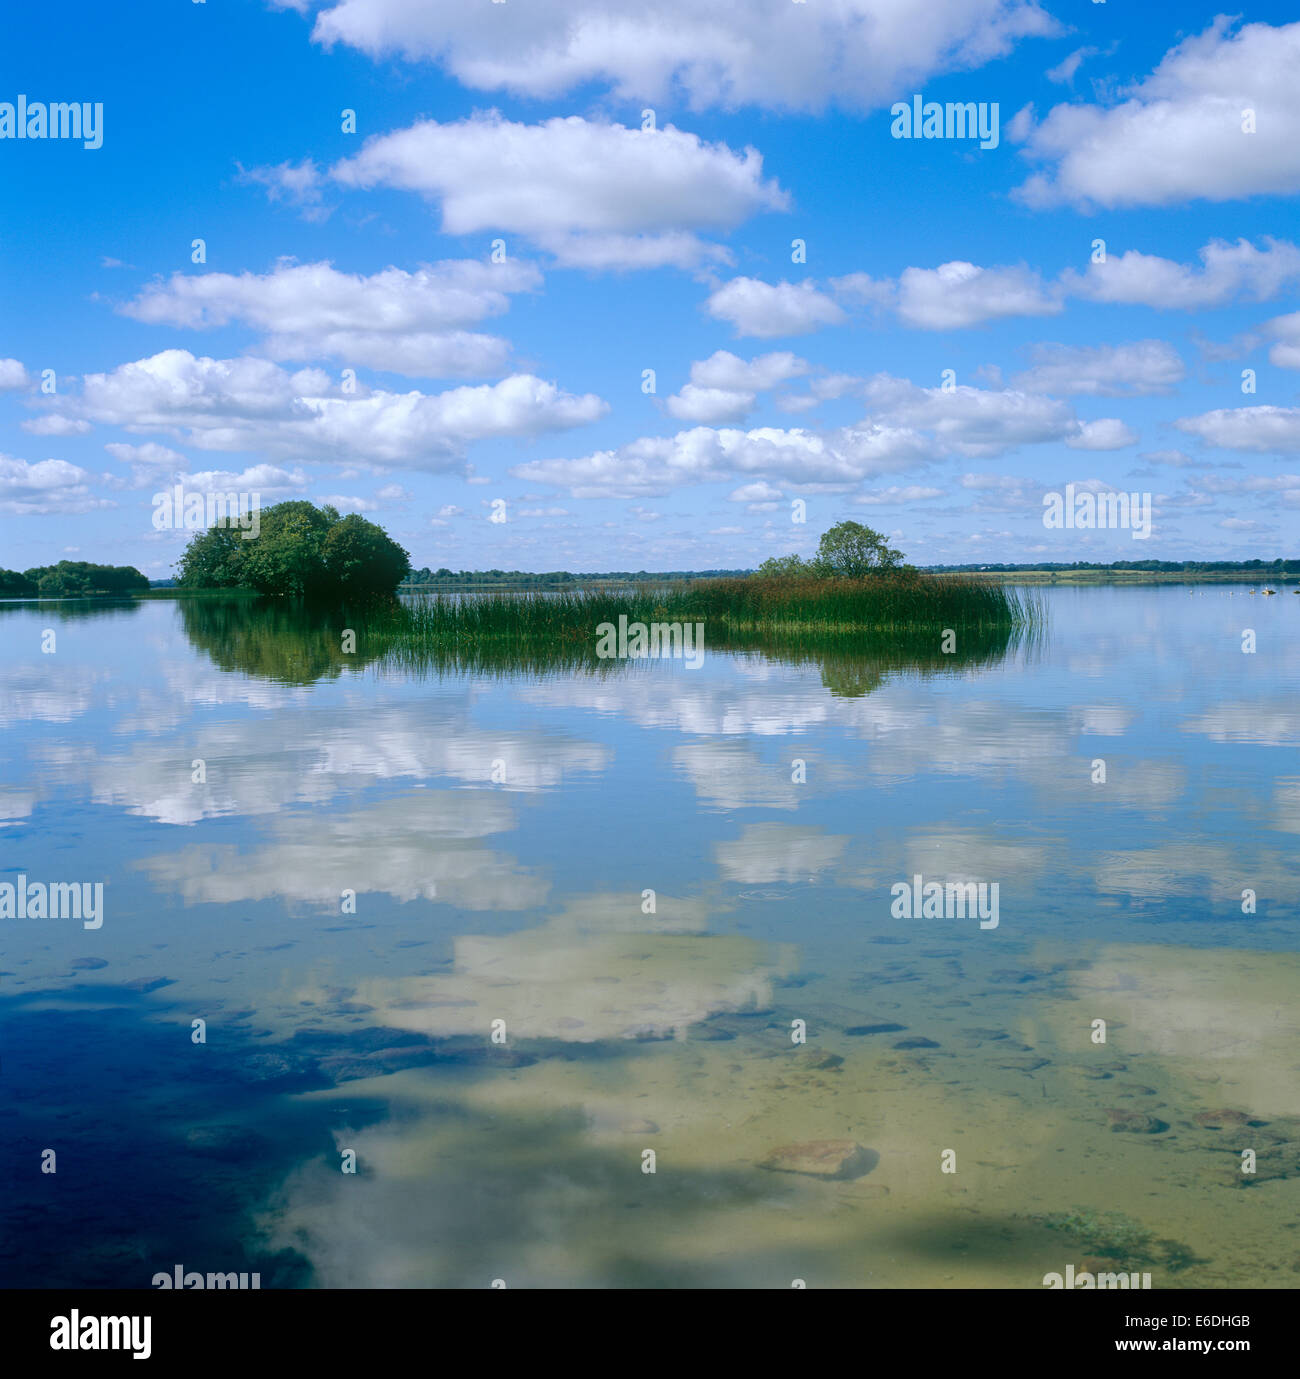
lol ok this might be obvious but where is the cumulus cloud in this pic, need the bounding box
[316,492,376,512]
[524,368,1144,498]
[0,359,30,390]
[665,350,809,422]
[1199,472,1300,502]
[328,113,788,269]
[1010,340,1185,396]
[1065,238,1300,309]
[121,259,541,379]
[1176,405,1300,454]
[0,456,114,515]
[1014,20,1300,208]
[511,423,934,498]
[185,465,308,496]
[273,0,1057,112]
[708,260,1061,339]
[895,260,1062,328]
[76,350,607,470]
[705,278,845,338]
[103,441,191,489]
[1261,310,1300,369]
[862,374,1127,456]
[21,414,92,436]
[1065,418,1139,450]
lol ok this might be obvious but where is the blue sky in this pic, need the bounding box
[3,0,1300,575]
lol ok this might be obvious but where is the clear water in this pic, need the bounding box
[2,585,1297,1288]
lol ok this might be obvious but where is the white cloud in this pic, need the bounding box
[828,272,896,308]
[121,259,541,379]
[278,0,1057,112]
[512,423,933,498]
[665,385,755,424]
[854,485,946,504]
[1015,20,1300,208]
[1045,46,1098,85]
[1261,310,1300,369]
[0,456,114,516]
[706,278,845,338]
[896,260,1062,329]
[1011,340,1184,396]
[665,350,809,422]
[236,158,331,220]
[329,113,787,269]
[1065,418,1139,450]
[1176,406,1300,454]
[187,465,307,495]
[0,359,30,390]
[77,350,607,470]
[691,350,809,393]
[317,492,376,512]
[728,480,784,503]
[1065,238,1300,309]
[1199,474,1300,510]
[21,414,92,436]
[103,441,190,489]
[863,374,1080,457]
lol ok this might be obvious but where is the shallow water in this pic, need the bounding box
[1,585,1298,1288]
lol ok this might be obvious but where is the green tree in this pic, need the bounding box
[175,525,250,589]
[813,521,905,577]
[19,561,148,595]
[237,501,337,597]
[322,513,411,596]
[176,500,410,599]
[0,568,38,596]
[754,553,811,578]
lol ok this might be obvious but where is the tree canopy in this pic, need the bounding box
[755,522,907,579]
[1,562,148,596]
[176,501,410,598]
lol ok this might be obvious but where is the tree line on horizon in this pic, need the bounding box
[0,561,149,597]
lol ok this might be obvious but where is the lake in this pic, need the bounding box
[1,583,1297,1288]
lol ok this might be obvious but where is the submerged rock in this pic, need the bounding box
[759,1140,878,1180]
[1107,1110,1169,1134]
[794,1049,844,1070]
[1193,1109,1254,1129]
[620,1119,659,1135]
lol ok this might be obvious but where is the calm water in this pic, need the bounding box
[2,585,1298,1288]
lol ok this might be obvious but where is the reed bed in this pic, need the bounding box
[390,573,1035,654]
